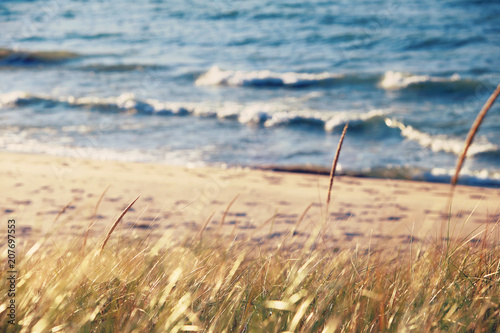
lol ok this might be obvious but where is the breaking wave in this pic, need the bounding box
[0,92,387,131]
[2,91,498,158]
[195,66,483,94]
[385,118,498,156]
[195,66,344,88]
[379,70,478,92]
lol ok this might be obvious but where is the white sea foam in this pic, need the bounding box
[0,126,205,165]
[3,92,496,158]
[324,109,387,131]
[0,92,392,132]
[380,71,461,90]
[385,118,498,155]
[195,66,343,87]
[237,105,388,130]
[430,167,500,185]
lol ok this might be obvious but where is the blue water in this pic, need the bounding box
[1,0,500,186]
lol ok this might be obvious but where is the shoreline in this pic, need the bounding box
[2,145,500,189]
[255,165,500,188]
[1,151,499,249]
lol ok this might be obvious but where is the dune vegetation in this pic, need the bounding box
[0,206,499,332]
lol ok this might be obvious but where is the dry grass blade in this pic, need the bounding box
[220,194,239,228]
[291,203,313,237]
[451,83,500,187]
[53,199,75,224]
[296,203,313,229]
[100,196,139,253]
[327,123,348,209]
[444,82,500,245]
[39,198,75,245]
[83,185,110,251]
[197,212,215,241]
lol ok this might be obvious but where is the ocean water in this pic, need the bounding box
[1,0,500,186]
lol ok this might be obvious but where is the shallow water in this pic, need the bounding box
[1,0,499,186]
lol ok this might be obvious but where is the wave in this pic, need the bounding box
[2,91,498,158]
[195,66,483,94]
[64,32,124,40]
[195,66,344,88]
[0,129,205,166]
[78,63,168,72]
[0,48,81,66]
[0,91,387,129]
[427,167,500,187]
[258,164,500,187]
[353,166,500,187]
[379,70,477,91]
[404,35,487,51]
[0,48,165,72]
[385,118,498,156]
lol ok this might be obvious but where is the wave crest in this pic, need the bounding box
[2,91,498,158]
[195,66,343,88]
[385,118,498,156]
[380,70,461,90]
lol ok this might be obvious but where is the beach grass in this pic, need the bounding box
[0,206,499,332]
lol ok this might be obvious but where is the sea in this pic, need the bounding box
[1,0,499,186]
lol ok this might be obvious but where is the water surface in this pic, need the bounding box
[1,0,499,186]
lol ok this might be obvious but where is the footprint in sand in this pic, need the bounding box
[398,235,418,243]
[129,223,152,230]
[330,212,355,220]
[238,222,256,230]
[469,194,486,200]
[372,234,392,239]
[12,200,31,205]
[226,212,247,217]
[344,232,364,240]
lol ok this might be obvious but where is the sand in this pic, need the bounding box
[1,152,499,250]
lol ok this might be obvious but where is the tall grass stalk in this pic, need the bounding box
[326,123,348,212]
[445,82,500,251]
[100,196,139,253]
[451,82,500,187]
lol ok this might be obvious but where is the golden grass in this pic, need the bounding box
[83,185,110,252]
[1,219,499,332]
[100,196,139,253]
[326,123,348,210]
[221,195,240,229]
[445,82,500,245]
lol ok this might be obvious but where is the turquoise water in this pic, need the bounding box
[1,0,499,186]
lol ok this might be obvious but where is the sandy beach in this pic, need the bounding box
[1,152,499,250]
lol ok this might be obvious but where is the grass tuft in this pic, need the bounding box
[1,224,499,332]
